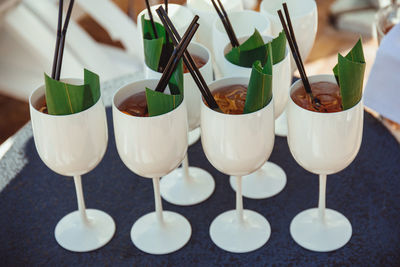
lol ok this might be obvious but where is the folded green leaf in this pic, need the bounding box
[141,14,173,72]
[225,29,264,66]
[44,69,101,115]
[145,59,184,117]
[45,74,91,115]
[141,14,167,42]
[141,15,185,117]
[238,29,265,51]
[225,29,287,68]
[145,88,183,117]
[238,45,268,68]
[84,68,100,104]
[243,43,273,114]
[271,31,287,64]
[168,60,184,96]
[224,46,240,66]
[143,38,164,71]
[332,38,366,110]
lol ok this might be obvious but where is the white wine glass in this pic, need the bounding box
[287,74,363,252]
[260,0,318,137]
[220,35,291,199]
[113,79,191,254]
[29,79,115,253]
[145,42,216,206]
[201,76,274,253]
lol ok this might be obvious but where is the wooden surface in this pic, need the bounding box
[0,95,29,144]
[0,0,399,144]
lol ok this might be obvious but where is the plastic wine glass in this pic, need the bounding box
[220,35,291,199]
[201,76,275,253]
[137,3,194,46]
[260,0,318,137]
[187,0,243,53]
[145,42,216,206]
[113,79,191,254]
[29,79,115,252]
[287,74,363,252]
[212,10,272,74]
[260,0,318,74]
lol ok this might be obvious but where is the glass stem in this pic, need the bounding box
[152,177,164,224]
[182,154,191,181]
[73,175,89,225]
[318,174,327,224]
[236,176,244,224]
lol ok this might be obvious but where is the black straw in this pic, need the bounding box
[55,0,74,81]
[164,0,169,47]
[145,0,158,38]
[277,6,320,107]
[282,3,306,80]
[217,0,238,46]
[155,19,199,92]
[51,0,63,79]
[211,0,239,47]
[156,6,219,109]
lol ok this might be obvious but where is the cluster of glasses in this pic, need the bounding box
[29,0,363,255]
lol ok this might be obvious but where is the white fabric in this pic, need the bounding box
[76,0,143,60]
[364,23,400,124]
[0,0,143,101]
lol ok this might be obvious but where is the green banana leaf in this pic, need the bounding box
[143,38,164,71]
[271,31,287,64]
[84,69,100,104]
[141,14,184,117]
[145,88,183,117]
[224,46,241,66]
[243,43,273,114]
[332,38,366,110]
[167,60,184,96]
[44,69,100,115]
[225,29,287,67]
[145,60,184,117]
[238,30,265,50]
[141,14,174,72]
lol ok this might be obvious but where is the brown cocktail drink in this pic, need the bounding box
[35,95,48,114]
[118,91,149,117]
[212,84,247,114]
[183,55,206,73]
[291,82,343,113]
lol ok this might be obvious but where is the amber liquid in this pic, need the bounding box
[291,82,343,113]
[36,95,48,114]
[183,55,206,73]
[118,91,149,117]
[212,84,247,114]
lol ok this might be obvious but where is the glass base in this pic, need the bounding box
[131,211,191,255]
[229,161,287,199]
[275,110,288,137]
[209,209,271,253]
[161,167,215,206]
[290,208,352,252]
[188,128,201,146]
[54,209,115,252]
